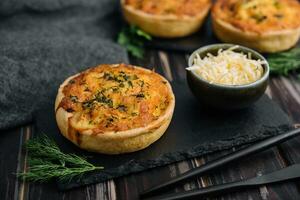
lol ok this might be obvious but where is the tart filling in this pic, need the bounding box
[58,64,172,133]
[55,64,175,154]
[121,0,211,38]
[125,0,211,17]
[213,0,300,34]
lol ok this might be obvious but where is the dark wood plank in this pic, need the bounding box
[120,50,300,200]
[115,164,173,199]
[0,127,21,200]
[167,52,189,83]
[3,49,300,200]
[269,74,300,198]
[268,75,300,121]
[114,51,194,200]
[24,127,116,200]
[270,74,300,163]
[0,126,31,200]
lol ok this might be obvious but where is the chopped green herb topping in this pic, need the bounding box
[252,14,267,23]
[274,14,283,19]
[274,0,280,9]
[95,92,113,108]
[82,90,113,109]
[117,105,127,112]
[131,112,138,116]
[82,100,94,109]
[70,95,78,103]
[128,80,133,88]
[66,108,74,112]
[136,93,145,98]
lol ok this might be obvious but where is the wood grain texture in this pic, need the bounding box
[1,50,300,200]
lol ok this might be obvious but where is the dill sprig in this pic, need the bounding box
[117,25,152,58]
[18,135,103,182]
[267,47,300,76]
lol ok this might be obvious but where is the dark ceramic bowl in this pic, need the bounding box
[187,44,269,110]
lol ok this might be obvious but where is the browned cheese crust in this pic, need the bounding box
[121,0,212,38]
[125,0,211,17]
[55,64,175,154]
[212,0,300,52]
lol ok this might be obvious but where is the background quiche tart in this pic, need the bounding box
[212,0,300,52]
[55,64,175,154]
[121,0,212,38]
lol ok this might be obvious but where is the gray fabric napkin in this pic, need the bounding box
[0,0,128,130]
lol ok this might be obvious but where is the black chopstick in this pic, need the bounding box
[144,164,300,200]
[140,128,300,198]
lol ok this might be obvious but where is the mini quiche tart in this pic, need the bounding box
[121,0,212,38]
[55,64,175,154]
[212,0,300,52]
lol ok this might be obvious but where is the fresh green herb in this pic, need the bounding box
[18,135,103,182]
[267,47,300,76]
[117,25,152,58]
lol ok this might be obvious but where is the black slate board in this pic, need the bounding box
[34,80,292,190]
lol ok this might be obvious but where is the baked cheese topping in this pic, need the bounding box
[59,64,172,133]
[125,0,211,17]
[186,46,265,85]
[213,0,300,33]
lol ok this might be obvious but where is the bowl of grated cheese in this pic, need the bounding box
[186,44,269,109]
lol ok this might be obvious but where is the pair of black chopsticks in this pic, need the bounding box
[140,128,300,200]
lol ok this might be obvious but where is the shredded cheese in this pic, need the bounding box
[186,46,266,86]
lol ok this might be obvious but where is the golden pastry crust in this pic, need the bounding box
[121,0,212,38]
[55,64,175,154]
[212,0,300,52]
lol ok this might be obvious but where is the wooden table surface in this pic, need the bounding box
[2,49,300,200]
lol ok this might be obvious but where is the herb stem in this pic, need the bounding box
[18,135,104,183]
